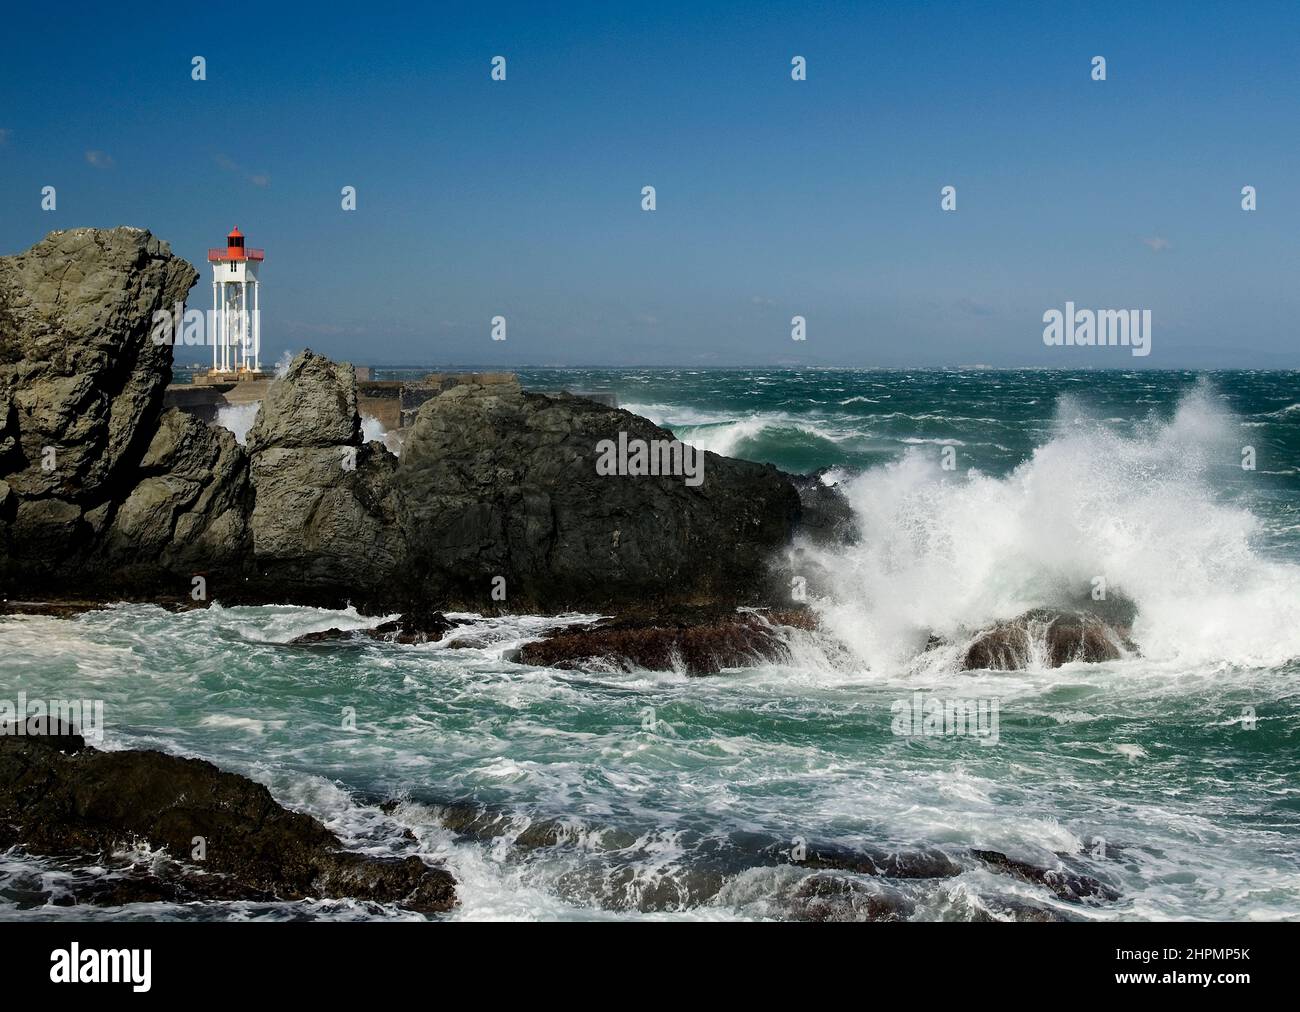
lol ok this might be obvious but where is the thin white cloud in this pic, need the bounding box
[215,153,269,188]
[85,149,114,169]
[954,296,997,316]
[1143,236,1171,252]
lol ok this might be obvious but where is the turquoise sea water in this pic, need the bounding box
[3,369,1299,920]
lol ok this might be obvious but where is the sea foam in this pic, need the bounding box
[805,382,1300,672]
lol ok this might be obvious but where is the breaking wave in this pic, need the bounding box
[803,383,1300,671]
[215,401,261,445]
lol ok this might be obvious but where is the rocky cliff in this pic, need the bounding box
[0,228,804,613]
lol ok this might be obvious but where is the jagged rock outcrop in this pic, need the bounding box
[0,723,457,912]
[0,227,806,612]
[97,408,249,575]
[245,350,406,600]
[788,471,856,545]
[396,380,801,610]
[0,228,198,578]
[247,352,360,450]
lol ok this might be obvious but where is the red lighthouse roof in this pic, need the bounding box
[208,226,264,263]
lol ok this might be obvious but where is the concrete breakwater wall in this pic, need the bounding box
[164,371,520,431]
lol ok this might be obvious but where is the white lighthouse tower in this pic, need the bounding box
[206,227,265,379]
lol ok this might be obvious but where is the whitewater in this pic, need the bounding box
[2,368,1298,920]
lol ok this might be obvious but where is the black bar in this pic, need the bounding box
[0,921,1280,997]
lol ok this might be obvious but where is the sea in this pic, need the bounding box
[2,368,1298,921]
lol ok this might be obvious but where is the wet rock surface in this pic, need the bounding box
[960,608,1136,670]
[784,841,963,879]
[289,609,464,645]
[515,607,819,675]
[411,798,1117,919]
[788,471,856,545]
[0,725,457,913]
[971,848,1121,903]
[787,874,914,922]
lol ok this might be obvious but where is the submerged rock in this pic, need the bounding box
[289,609,463,645]
[787,874,914,922]
[974,897,1082,923]
[788,842,963,879]
[971,848,1120,903]
[0,729,457,913]
[419,800,1110,918]
[515,607,818,675]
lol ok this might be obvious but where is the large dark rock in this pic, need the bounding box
[245,350,406,601]
[788,471,856,545]
[247,351,360,450]
[396,381,801,610]
[96,408,249,575]
[0,228,198,579]
[0,731,457,912]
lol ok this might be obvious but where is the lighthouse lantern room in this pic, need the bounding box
[206,227,266,379]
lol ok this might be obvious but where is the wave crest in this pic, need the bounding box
[803,382,1300,671]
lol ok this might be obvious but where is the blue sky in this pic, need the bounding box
[1,1,1297,367]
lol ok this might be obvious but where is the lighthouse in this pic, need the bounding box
[206,227,265,378]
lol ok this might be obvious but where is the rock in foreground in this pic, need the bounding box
[0,228,198,579]
[0,725,456,913]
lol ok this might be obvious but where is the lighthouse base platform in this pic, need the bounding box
[191,368,269,386]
